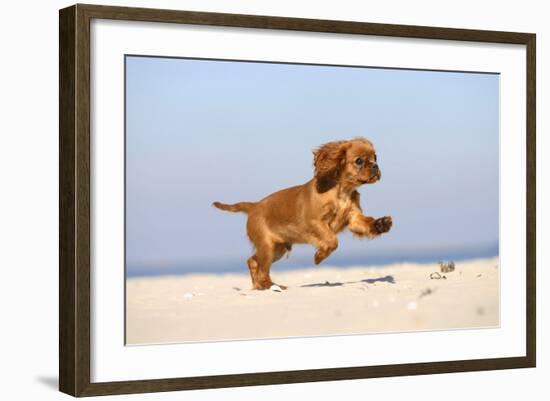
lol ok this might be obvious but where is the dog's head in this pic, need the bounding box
[313,138,380,193]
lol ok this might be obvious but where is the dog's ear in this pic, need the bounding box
[313,140,349,193]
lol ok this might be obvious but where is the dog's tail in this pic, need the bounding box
[212,201,255,214]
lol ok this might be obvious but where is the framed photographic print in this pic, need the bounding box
[59,4,536,397]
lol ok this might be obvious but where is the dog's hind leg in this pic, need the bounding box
[246,214,289,290]
[246,216,275,289]
[246,242,290,290]
[251,243,275,290]
[247,255,261,289]
[270,243,290,289]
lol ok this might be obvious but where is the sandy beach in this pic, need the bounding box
[126,257,499,344]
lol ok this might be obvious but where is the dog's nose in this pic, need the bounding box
[370,163,379,173]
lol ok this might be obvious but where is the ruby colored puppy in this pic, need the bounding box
[214,138,392,290]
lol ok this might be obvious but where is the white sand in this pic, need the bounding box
[126,257,499,344]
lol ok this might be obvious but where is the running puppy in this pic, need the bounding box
[213,138,393,290]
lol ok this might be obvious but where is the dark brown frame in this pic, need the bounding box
[59,3,536,397]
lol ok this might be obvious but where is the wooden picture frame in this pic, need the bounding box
[59,3,536,397]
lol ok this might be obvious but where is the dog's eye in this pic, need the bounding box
[354,158,364,166]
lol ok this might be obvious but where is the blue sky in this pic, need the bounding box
[125,56,499,276]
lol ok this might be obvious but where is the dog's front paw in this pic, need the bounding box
[375,216,392,234]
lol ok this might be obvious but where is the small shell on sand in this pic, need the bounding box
[407,301,418,310]
[183,292,194,299]
[270,285,283,292]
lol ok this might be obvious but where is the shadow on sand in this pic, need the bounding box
[300,275,395,288]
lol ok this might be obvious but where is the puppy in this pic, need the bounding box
[213,138,392,290]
